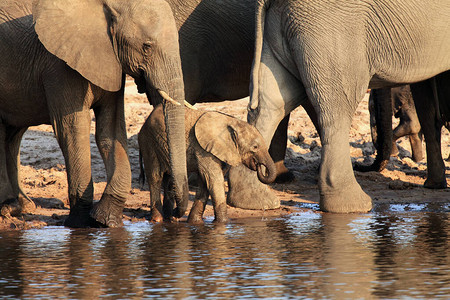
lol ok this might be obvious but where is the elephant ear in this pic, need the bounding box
[33,0,122,92]
[195,112,242,166]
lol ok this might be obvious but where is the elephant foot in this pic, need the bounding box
[64,210,97,228]
[213,203,228,223]
[1,198,23,217]
[0,196,36,217]
[411,151,424,163]
[353,158,389,173]
[319,184,372,213]
[90,194,125,228]
[149,208,163,223]
[424,178,447,189]
[187,200,206,224]
[227,165,280,210]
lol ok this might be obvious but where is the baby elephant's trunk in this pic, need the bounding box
[256,154,277,184]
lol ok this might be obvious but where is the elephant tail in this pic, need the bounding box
[139,150,146,189]
[249,0,270,111]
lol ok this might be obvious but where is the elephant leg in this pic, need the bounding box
[202,162,228,223]
[286,40,372,212]
[408,133,424,162]
[355,89,393,172]
[0,122,17,216]
[316,100,372,212]
[162,174,177,222]
[5,127,35,214]
[269,114,295,183]
[148,173,164,223]
[187,177,209,224]
[410,81,446,189]
[90,88,131,227]
[51,108,95,227]
[393,121,423,161]
[268,99,321,184]
[46,75,97,227]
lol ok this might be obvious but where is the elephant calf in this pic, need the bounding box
[138,105,276,223]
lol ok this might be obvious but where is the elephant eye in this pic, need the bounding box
[143,41,154,52]
[251,144,259,152]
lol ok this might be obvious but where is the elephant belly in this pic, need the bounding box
[0,93,50,127]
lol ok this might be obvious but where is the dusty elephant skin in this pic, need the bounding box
[0,0,188,227]
[138,105,276,223]
[248,0,450,213]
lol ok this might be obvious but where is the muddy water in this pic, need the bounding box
[0,204,448,299]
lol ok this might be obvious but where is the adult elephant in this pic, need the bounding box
[248,0,450,212]
[0,0,188,227]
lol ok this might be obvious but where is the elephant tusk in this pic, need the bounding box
[157,90,197,110]
[158,90,181,106]
[183,100,197,110]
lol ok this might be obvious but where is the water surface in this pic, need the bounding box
[0,204,448,299]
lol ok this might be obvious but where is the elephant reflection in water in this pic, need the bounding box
[17,229,142,298]
[139,223,292,298]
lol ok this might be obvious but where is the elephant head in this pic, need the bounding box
[33,0,188,217]
[195,112,277,184]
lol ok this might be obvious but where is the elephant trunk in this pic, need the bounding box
[145,53,189,218]
[160,82,189,218]
[142,12,189,218]
[255,152,277,184]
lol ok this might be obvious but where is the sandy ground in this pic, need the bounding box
[2,79,449,229]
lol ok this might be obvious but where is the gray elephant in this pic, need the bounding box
[138,105,276,223]
[355,86,424,172]
[0,0,188,227]
[248,0,450,212]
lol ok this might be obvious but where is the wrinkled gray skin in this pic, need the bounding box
[249,0,450,213]
[138,105,276,223]
[0,0,188,227]
[355,86,424,172]
[151,0,319,210]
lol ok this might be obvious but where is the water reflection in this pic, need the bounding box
[0,207,448,299]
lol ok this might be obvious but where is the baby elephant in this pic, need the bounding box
[139,104,276,223]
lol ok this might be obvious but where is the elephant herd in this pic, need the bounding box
[0,0,449,227]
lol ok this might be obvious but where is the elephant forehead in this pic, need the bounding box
[128,1,172,30]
